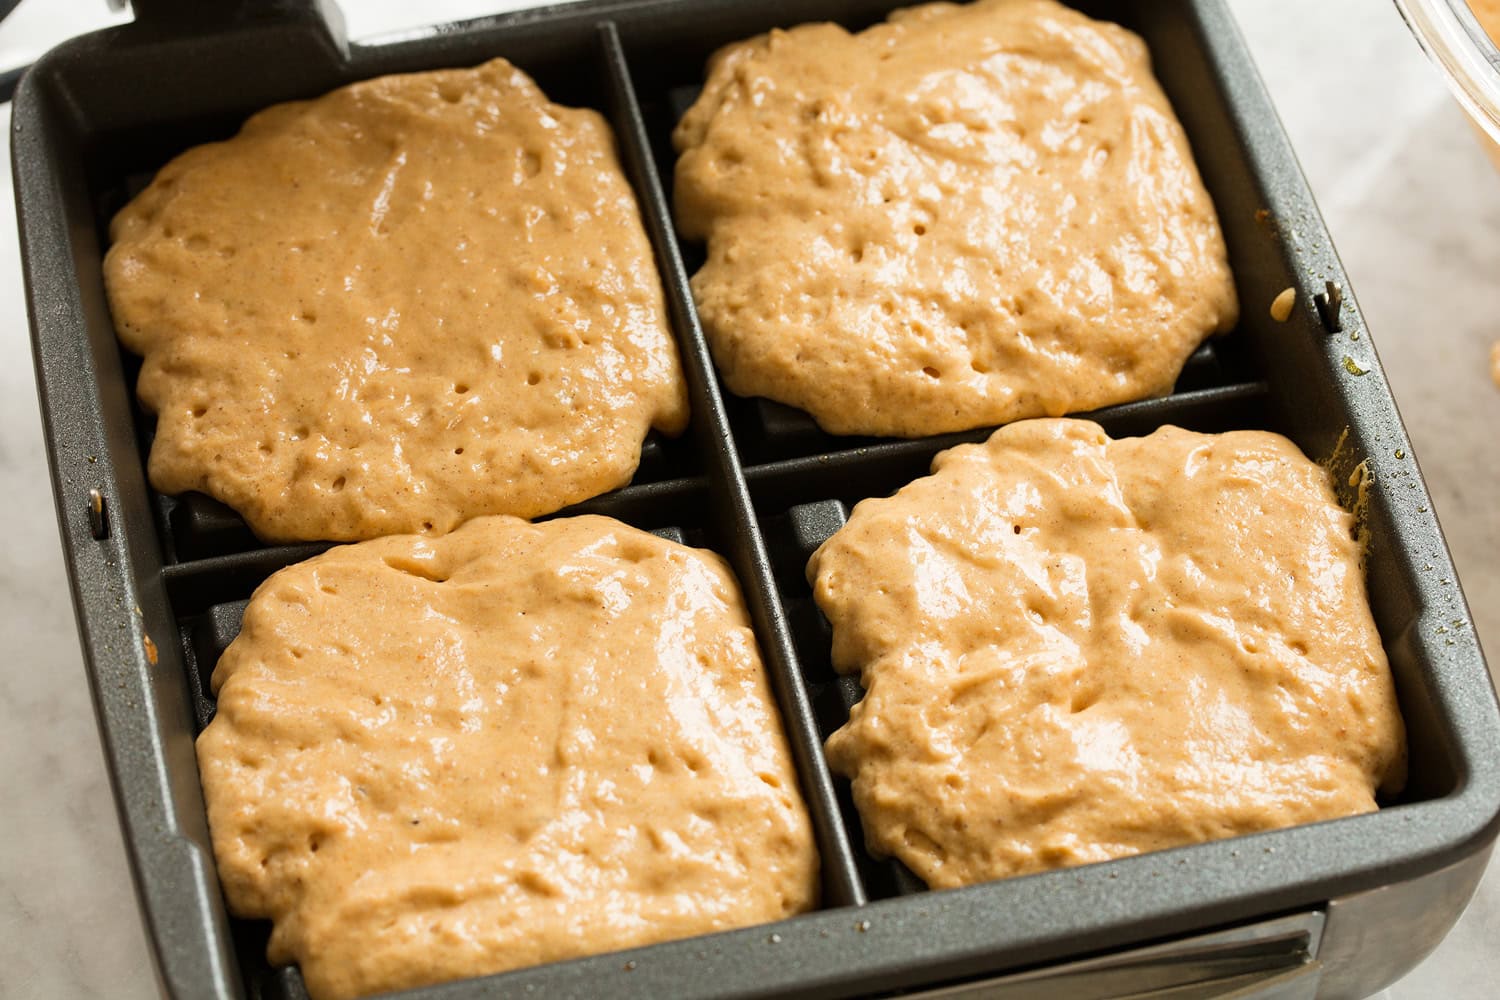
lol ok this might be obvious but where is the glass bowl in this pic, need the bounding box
[1395,0,1500,147]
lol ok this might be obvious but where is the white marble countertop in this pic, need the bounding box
[1,1,1495,997]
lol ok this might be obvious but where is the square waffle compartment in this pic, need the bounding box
[13,1,1500,998]
[173,484,744,1000]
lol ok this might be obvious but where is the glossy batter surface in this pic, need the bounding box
[1474,1,1500,41]
[106,59,688,543]
[809,419,1405,887]
[197,515,817,1000]
[673,0,1237,437]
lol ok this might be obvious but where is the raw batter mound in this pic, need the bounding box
[809,419,1405,887]
[106,59,688,543]
[674,0,1237,436]
[197,515,818,1000]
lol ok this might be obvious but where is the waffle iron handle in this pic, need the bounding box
[899,911,1325,999]
[119,0,345,35]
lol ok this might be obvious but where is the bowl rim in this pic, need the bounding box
[1395,0,1500,142]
